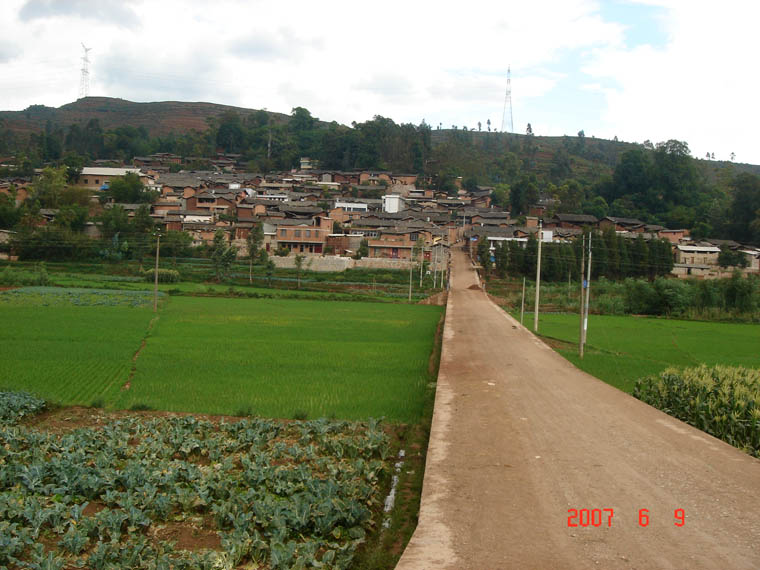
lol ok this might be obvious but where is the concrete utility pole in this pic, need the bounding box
[520,276,526,325]
[578,235,586,358]
[433,246,438,288]
[420,247,425,287]
[408,255,413,303]
[153,232,162,313]
[583,234,592,347]
[533,220,543,332]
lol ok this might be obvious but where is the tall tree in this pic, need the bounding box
[211,229,237,281]
[246,222,264,284]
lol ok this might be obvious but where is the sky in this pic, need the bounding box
[1,0,758,164]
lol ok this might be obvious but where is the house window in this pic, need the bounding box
[83,179,89,184]
[294,230,301,237]
[305,230,311,237]
[280,229,287,236]
[95,179,99,185]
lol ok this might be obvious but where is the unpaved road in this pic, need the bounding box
[397,248,760,570]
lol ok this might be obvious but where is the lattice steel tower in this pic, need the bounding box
[501,66,513,133]
[79,43,92,98]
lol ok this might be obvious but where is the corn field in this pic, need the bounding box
[634,365,760,457]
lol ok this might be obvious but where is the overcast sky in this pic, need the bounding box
[1,0,758,164]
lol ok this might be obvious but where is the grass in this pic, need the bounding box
[524,312,760,393]
[116,297,442,421]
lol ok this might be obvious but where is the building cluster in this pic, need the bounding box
[1,160,758,276]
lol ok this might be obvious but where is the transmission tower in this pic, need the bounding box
[501,66,513,133]
[79,43,92,98]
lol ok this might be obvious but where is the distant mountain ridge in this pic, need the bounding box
[0,97,296,137]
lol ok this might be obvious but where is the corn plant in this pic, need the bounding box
[635,365,760,457]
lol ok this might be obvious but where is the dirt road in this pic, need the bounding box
[396,248,760,569]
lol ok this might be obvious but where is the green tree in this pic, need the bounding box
[98,205,130,240]
[294,254,305,289]
[211,229,237,281]
[246,222,264,284]
[477,237,491,273]
[354,239,369,260]
[728,173,760,243]
[162,230,193,266]
[104,173,156,204]
[129,204,154,268]
[31,166,68,208]
[54,204,88,232]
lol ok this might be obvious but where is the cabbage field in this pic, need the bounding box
[0,392,393,569]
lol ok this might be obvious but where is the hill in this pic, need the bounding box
[0,97,294,138]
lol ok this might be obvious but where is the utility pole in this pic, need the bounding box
[153,232,162,313]
[419,247,425,288]
[533,220,543,332]
[433,246,438,288]
[583,234,592,347]
[578,235,586,358]
[520,276,526,325]
[408,255,413,303]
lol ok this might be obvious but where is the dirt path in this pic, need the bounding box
[397,247,760,569]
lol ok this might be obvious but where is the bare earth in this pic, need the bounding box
[397,247,760,570]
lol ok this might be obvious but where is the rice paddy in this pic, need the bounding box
[0,287,442,420]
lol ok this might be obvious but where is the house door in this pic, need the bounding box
[392,248,398,258]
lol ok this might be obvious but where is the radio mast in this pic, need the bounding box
[501,66,513,133]
[79,43,92,98]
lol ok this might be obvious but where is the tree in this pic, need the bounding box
[487,119,491,132]
[354,239,369,260]
[246,222,264,284]
[31,166,68,208]
[718,246,748,268]
[98,205,130,240]
[477,237,492,273]
[730,152,736,162]
[162,230,193,266]
[211,229,237,281]
[294,254,305,289]
[129,204,154,268]
[104,173,156,204]
[728,173,760,243]
[265,259,275,287]
[478,121,482,132]
[526,123,533,136]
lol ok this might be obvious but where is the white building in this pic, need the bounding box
[382,194,404,213]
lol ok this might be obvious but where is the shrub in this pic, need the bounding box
[143,268,180,283]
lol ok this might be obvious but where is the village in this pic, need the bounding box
[1,151,760,277]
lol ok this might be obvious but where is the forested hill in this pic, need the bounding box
[2,97,760,243]
[0,97,295,138]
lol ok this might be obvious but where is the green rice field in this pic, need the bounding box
[0,288,155,405]
[0,288,442,420]
[528,312,760,392]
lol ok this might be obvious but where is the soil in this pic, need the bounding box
[23,406,251,434]
[151,521,221,551]
[397,248,760,569]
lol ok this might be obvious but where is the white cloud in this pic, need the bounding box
[581,0,760,162]
[0,0,757,162]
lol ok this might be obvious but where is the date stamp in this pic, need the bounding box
[567,508,686,527]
